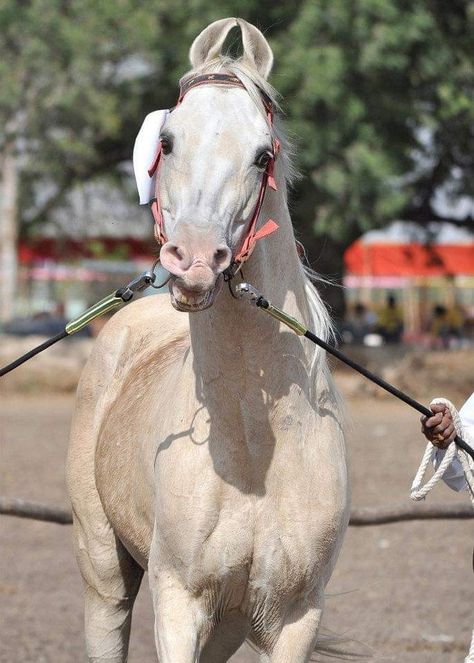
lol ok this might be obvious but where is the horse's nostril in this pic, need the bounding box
[214,248,230,267]
[170,245,184,261]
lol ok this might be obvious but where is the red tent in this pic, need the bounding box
[18,237,156,263]
[344,221,474,277]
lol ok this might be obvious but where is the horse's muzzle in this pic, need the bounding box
[160,240,231,312]
[168,273,223,312]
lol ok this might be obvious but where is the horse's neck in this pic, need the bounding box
[188,186,313,389]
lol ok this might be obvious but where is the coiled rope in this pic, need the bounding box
[410,398,474,506]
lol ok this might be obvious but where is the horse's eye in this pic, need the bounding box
[161,137,173,155]
[255,150,273,169]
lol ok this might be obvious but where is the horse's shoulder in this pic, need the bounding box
[79,294,189,395]
[98,293,187,342]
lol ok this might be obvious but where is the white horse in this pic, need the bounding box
[67,17,349,663]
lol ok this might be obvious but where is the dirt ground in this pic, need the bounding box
[1,387,473,662]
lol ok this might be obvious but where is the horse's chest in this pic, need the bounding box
[154,481,333,605]
[153,381,346,607]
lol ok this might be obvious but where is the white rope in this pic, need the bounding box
[410,398,474,507]
[410,438,458,501]
[466,629,474,663]
[410,398,474,663]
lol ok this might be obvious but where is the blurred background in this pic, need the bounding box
[1,0,473,346]
[1,3,474,662]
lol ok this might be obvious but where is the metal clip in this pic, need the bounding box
[235,282,307,336]
[65,263,160,335]
[234,282,264,305]
[116,269,157,302]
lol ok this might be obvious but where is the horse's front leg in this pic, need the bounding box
[71,512,144,663]
[261,594,325,663]
[148,568,205,662]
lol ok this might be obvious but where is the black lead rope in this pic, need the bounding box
[302,326,474,459]
[0,267,161,379]
[0,330,69,378]
[235,282,474,462]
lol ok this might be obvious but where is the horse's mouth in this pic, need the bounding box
[169,277,222,312]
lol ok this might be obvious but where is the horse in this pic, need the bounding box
[67,17,349,663]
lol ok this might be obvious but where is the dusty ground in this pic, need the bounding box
[1,387,473,662]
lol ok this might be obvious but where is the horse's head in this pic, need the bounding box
[156,18,277,312]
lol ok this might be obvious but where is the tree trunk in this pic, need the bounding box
[0,143,19,323]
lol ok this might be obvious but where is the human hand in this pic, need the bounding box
[420,403,456,449]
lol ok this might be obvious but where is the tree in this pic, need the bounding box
[274,0,474,316]
[0,0,161,320]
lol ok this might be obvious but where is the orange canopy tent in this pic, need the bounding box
[344,221,474,277]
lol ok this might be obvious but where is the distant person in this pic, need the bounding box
[430,304,450,348]
[446,302,466,344]
[376,294,404,343]
[344,302,376,344]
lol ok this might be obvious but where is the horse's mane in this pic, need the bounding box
[181,57,338,393]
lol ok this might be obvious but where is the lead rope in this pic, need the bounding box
[0,261,167,378]
[410,398,474,663]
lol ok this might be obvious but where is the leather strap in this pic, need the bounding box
[179,73,246,99]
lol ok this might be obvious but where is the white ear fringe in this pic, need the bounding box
[133,109,169,205]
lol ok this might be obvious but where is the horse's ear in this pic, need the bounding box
[189,17,239,69]
[237,19,273,80]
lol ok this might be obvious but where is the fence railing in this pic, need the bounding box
[1,496,472,527]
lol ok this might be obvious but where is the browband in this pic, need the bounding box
[179,73,245,97]
[179,73,273,114]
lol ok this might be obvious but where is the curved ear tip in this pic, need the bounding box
[238,20,274,79]
[189,17,239,67]
[213,16,238,26]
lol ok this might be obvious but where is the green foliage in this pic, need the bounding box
[1,0,473,247]
[274,0,474,241]
[0,0,162,225]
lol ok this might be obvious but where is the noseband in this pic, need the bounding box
[148,73,280,277]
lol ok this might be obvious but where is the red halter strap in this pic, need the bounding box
[149,73,279,268]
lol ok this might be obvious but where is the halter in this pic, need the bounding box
[148,73,280,276]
